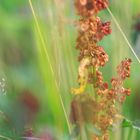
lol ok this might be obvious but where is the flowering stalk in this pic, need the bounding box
[70,0,132,140]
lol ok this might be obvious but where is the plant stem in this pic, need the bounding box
[92,67,97,99]
[127,127,133,140]
[105,4,140,64]
[28,0,71,134]
[0,135,13,140]
[80,125,88,140]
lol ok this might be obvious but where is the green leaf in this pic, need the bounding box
[122,118,133,128]
[122,118,140,131]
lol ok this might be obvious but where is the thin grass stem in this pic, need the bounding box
[28,0,71,134]
[0,135,13,140]
[127,127,133,140]
[105,4,140,64]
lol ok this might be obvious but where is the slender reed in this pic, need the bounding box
[28,0,71,133]
[0,135,13,140]
[105,6,140,64]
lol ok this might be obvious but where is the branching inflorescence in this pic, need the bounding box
[70,0,132,139]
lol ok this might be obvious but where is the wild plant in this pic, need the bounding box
[70,1,132,139]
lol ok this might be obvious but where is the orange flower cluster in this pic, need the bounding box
[70,0,132,140]
[75,0,109,17]
[76,17,111,62]
[109,59,132,103]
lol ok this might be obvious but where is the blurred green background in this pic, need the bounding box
[0,0,140,139]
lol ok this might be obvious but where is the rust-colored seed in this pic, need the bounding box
[80,0,87,5]
[86,2,94,10]
[71,0,132,139]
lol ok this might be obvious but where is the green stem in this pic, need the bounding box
[0,135,13,140]
[28,0,71,134]
[127,127,133,140]
[92,67,97,99]
[80,125,88,140]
